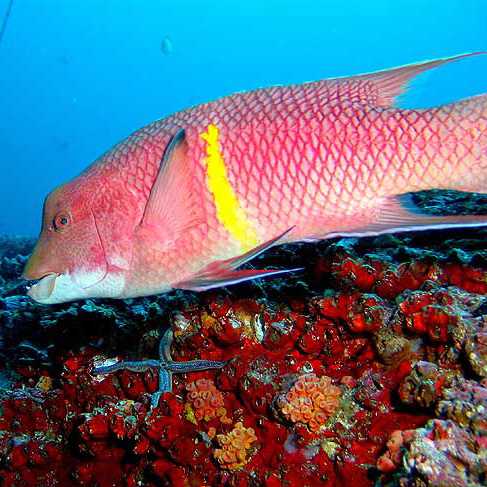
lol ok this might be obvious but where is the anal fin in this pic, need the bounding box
[175,227,302,291]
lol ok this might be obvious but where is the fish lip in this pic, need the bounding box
[26,272,60,301]
[24,271,59,283]
[23,269,56,281]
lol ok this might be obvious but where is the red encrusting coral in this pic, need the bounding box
[1,243,486,486]
[320,250,487,298]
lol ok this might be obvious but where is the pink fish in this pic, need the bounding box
[24,53,487,304]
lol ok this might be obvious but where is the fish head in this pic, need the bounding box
[23,181,126,304]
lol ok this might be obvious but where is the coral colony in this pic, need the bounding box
[0,224,486,486]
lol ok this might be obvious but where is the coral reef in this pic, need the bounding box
[1,212,487,486]
[276,373,341,431]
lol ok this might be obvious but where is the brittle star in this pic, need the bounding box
[92,328,227,408]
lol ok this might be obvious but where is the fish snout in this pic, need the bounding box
[23,253,55,281]
[23,233,67,281]
[23,250,62,302]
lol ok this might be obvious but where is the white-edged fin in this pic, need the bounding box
[176,268,302,292]
[348,52,484,108]
[139,129,203,242]
[326,194,487,239]
[175,227,301,291]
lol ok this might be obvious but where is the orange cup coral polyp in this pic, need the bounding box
[185,378,227,422]
[277,373,341,431]
[214,422,258,470]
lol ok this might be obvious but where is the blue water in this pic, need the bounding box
[0,0,486,236]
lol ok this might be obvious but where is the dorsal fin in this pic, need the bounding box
[334,52,484,108]
[139,129,203,244]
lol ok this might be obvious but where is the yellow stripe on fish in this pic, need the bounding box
[200,124,258,250]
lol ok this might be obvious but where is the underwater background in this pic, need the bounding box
[1,1,487,487]
[1,0,487,236]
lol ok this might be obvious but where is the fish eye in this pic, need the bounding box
[53,212,71,231]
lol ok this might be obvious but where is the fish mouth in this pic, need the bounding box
[26,272,60,302]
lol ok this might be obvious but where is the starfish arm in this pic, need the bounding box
[167,359,228,373]
[159,328,173,364]
[150,369,173,408]
[93,359,161,375]
[158,368,173,393]
[150,391,164,409]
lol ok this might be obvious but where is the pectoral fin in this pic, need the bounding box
[175,227,302,291]
[139,129,204,243]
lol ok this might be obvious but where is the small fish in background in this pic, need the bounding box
[23,53,487,304]
[160,35,173,55]
[51,136,70,152]
[56,55,70,65]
